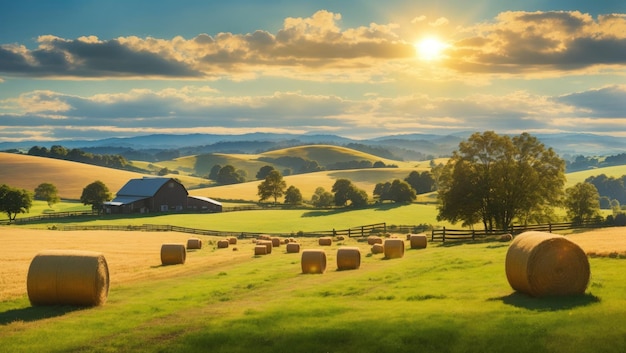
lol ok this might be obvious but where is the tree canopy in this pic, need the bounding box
[0,184,32,221]
[564,182,601,224]
[332,179,369,208]
[34,182,60,208]
[80,181,111,213]
[311,187,334,208]
[284,185,303,205]
[257,170,287,204]
[437,131,565,231]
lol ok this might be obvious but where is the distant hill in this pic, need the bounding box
[3,132,626,160]
[0,153,211,200]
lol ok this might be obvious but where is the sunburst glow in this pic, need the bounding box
[415,37,448,61]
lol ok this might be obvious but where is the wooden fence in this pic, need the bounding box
[58,222,387,239]
[431,221,607,243]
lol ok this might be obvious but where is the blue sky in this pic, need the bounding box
[1,0,625,142]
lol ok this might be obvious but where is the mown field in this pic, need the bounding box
[1,227,625,353]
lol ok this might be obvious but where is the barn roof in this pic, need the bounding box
[188,195,222,206]
[116,177,185,197]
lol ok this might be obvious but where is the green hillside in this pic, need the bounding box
[565,165,626,187]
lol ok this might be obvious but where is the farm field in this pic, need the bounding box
[0,227,625,352]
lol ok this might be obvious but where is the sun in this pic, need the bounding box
[415,37,448,61]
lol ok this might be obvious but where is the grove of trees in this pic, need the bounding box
[436,131,566,231]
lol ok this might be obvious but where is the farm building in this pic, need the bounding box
[103,177,222,214]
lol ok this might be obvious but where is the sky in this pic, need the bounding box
[1,0,626,142]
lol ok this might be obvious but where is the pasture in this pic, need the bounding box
[1,227,625,352]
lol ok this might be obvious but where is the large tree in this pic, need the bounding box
[216,165,245,184]
[80,180,112,214]
[311,187,334,208]
[0,184,33,222]
[34,182,60,208]
[404,171,435,194]
[284,185,303,205]
[256,165,276,180]
[332,179,369,208]
[437,131,565,231]
[564,182,601,224]
[257,170,287,204]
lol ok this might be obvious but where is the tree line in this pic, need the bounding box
[27,145,144,172]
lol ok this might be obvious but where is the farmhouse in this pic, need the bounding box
[103,177,222,214]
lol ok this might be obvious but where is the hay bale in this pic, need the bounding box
[259,234,271,240]
[286,242,301,253]
[27,250,109,306]
[301,249,327,274]
[336,247,361,271]
[161,244,186,265]
[254,245,268,255]
[367,236,382,245]
[505,231,590,297]
[336,235,345,241]
[217,239,230,248]
[257,240,273,254]
[384,239,405,259]
[409,234,428,249]
[319,237,332,246]
[371,243,384,254]
[271,237,281,247]
[187,238,202,249]
[228,237,238,245]
[499,233,513,242]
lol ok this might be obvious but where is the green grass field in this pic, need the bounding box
[1,235,624,353]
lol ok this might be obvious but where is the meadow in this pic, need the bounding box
[1,227,625,353]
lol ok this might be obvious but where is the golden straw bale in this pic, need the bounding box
[336,247,361,271]
[318,237,332,246]
[505,231,590,297]
[384,239,405,259]
[409,234,428,249]
[499,233,513,242]
[257,240,273,254]
[254,245,268,255]
[228,237,238,245]
[367,236,382,245]
[301,249,327,274]
[186,238,202,249]
[371,243,384,254]
[271,237,281,247]
[161,244,186,265]
[217,239,230,249]
[336,235,345,241]
[259,234,271,240]
[27,250,109,306]
[286,242,301,253]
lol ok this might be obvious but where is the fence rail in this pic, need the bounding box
[431,221,606,242]
[58,222,387,239]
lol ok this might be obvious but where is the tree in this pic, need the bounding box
[437,131,565,231]
[331,179,369,208]
[256,165,276,180]
[284,185,303,205]
[217,165,245,184]
[564,182,601,224]
[373,182,392,202]
[389,179,416,203]
[208,164,222,180]
[257,170,287,204]
[0,184,32,222]
[80,180,111,214]
[404,171,435,194]
[332,179,353,206]
[34,183,60,208]
[311,187,334,208]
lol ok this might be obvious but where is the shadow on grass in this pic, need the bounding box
[0,305,83,325]
[490,291,601,311]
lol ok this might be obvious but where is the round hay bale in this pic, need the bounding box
[384,239,405,259]
[217,239,230,249]
[186,238,202,249]
[228,237,238,245]
[499,233,513,242]
[336,247,361,271]
[367,236,382,245]
[286,242,301,253]
[409,234,428,249]
[27,250,109,306]
[259,234,271,240]
[336,235,345,241]
[371,243,384,254]
[254,245,268,255]
[505,231,590,297]
[301,249,327,274]
[161,244,186,265]
[271,237,281,247]
[318,237,332,246]
[283,238,290,244]
[257,240,272,254]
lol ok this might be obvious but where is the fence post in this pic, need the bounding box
[442,227,446,243]
[384,222,386,234]
[472,229,475,241]
[549,223,552,233]
[361,226,364,237]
